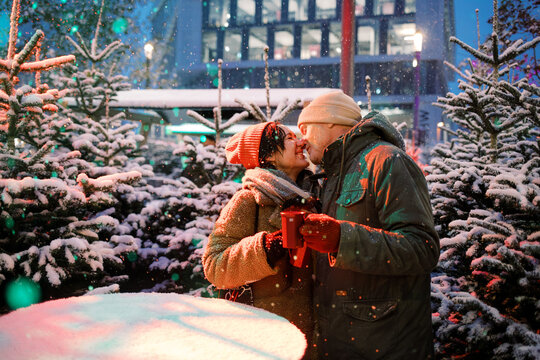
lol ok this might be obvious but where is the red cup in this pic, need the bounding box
[280,210,306,249]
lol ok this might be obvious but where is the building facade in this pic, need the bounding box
[151,0,455,144]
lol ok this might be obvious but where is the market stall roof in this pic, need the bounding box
[62,88,337,110]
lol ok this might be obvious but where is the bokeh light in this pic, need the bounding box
[112,17,128,34]
[0,11,9,50]
[5,277,41,310]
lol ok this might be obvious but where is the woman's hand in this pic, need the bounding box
[263,230,287,268]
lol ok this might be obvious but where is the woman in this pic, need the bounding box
[202,121,315,350]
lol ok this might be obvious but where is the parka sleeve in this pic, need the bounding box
[332,151,440,275]
[202,190,277,289]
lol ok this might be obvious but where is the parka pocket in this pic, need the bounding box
[339,299,399,359]
[336,186,365,208]
[343,299,398,322]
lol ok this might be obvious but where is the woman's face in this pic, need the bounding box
[268,125,309,180]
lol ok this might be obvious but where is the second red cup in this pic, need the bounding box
[280,210,306,249]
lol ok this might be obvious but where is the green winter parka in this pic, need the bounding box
[313,111,440,359]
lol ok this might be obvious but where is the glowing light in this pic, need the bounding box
[4,216,14,229]
[171,273,180,281]
[200,135,207,143]
[5,277,41,310]
[172,107,180,117]
[127,252,138,262]
[112,17,128,34]
[70,26,78,34]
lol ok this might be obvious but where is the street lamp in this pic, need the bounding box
[412,31,422,148]
[144,42,154,88]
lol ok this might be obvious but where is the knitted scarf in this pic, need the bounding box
[242,168,310,207]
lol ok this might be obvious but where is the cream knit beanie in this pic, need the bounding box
[298,90,362,127]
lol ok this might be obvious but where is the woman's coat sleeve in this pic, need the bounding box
[202,190,277,289]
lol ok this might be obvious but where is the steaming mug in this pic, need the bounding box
[280,210,306,249]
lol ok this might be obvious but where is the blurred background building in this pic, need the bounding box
[148,0,455,145]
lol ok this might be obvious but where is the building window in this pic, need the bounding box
[329,22,341,57]
[208,0,230,27]
[373,0,394,15]
[248,27,267,60]
[202,31,218,62]
[316,0,337,19]
[224,30,242,61]
[357,21,378,55]
[404,0,416,14]
[274,26,294,60]
[301,24,322,59]
[289,0,309,21]
[355,0,367,16]
[262,0,281,23]
[237,0,256,25]
[387,21,416,55]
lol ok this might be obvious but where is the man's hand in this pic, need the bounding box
[299,213,341,253]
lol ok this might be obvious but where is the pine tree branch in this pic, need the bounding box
[450,36,495,64]
[221,111,249,130]
[20,55,76,72]
[186,110,215,129]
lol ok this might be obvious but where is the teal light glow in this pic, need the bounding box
[5,277,41,310]
[112,17,128,34]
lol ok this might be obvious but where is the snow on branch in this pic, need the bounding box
[450,36,494,64]
[20,55,76,72]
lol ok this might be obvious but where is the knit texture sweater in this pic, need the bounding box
[202,168,314,346]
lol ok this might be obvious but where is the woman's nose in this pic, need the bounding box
[297,138,307,148]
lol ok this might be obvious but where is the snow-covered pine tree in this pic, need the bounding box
[426,1,540,358]
[56,0,146,174]
[0,0,140,313]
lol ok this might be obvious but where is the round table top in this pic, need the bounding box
[0,292,307,360]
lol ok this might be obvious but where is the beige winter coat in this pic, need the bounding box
[202,187,313,344]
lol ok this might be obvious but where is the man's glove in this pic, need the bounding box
[263,230,287,268]
[299,213,341,253]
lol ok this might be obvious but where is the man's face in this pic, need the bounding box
[299,123,333,165]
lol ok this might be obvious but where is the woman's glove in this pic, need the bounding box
[263,230,287,268]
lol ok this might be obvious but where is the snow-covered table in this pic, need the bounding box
[0,293,307,360]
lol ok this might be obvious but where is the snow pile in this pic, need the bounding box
[0,293,307,360]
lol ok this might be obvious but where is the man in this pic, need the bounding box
[297,90,440,359]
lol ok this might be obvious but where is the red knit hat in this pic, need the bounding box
[225,122,272,169]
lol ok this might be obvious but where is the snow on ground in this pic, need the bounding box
[0,293,307,360]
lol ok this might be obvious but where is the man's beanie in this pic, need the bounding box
[225,122,272,169]
[298,90,362,127]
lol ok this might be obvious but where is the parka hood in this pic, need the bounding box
[350,111,406,151]
[322,111,405,176]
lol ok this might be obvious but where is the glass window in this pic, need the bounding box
[355,0,366,16]
[301,24,322,59]
[373,0,394,15]
[387,22,416,55]
[248,27,267,60]
[289,0,309,21]
[262,0,281,23]
[329,22,341,57]
[316,0,336,19]
[202,31,218,62]
[223,30,242,61]
[357,21,378,55]
[274,26,294,60]
[404,0,416,13]
[208,0,230,27]
[237,0,256,25]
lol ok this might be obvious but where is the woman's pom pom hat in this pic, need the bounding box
[225,122,272,169]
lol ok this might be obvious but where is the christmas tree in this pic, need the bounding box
[427,1,540,358]
[0,0,141,313]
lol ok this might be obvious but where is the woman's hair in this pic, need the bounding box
[258,122,287,169]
